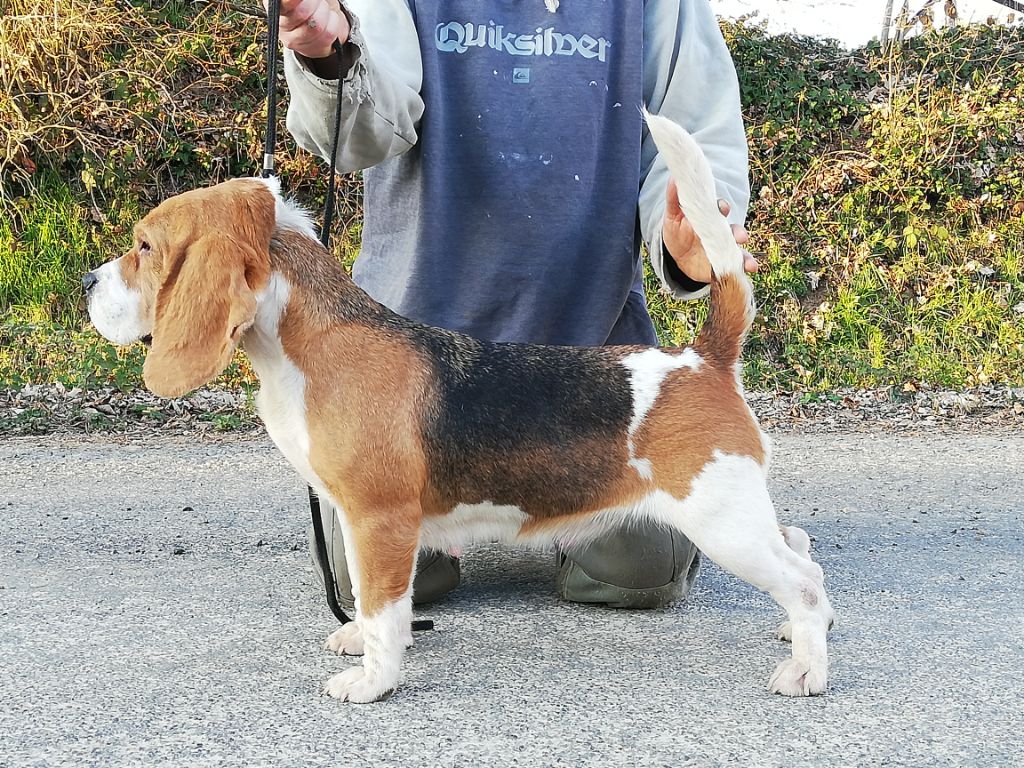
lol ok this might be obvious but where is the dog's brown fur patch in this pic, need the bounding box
[634,366,765,500]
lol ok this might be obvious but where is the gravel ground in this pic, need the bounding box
[1,430,1022,767]
[3,383,1022,438]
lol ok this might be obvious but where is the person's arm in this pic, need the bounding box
[281,0,424,172]
[639,0,751,299]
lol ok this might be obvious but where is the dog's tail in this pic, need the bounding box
[645,109,755,369]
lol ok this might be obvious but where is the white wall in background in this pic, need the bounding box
[711,0,1020,48]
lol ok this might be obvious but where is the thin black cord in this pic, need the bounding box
[313,61,433,632]
[989,0,1024,12]
[308,487,354,625]
[261,3,432,633]
[260,2,353,627]
[319,39,347,248]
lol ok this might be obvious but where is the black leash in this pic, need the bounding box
[260,0,280,179]
[262,1,432,633]
[319,40,346,249]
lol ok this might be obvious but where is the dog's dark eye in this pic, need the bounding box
[139,241,151,255]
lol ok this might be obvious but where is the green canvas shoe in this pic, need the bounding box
[556,524,700,608]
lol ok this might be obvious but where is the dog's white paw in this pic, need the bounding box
[323,666,394,703]
[324,622,364,656]
[776,621,793,642]
[768,658,827,696]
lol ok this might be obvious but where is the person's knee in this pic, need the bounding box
[556,525,700,608]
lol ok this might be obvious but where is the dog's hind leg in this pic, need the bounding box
[323,502,420,703]
[776,524,834,642]
[780,524,812,561]
[662,454,834,696]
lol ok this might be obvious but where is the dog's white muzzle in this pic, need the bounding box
[84,260,150,345]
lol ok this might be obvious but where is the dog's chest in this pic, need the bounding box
[244,276,321,489]
[253,362,315,482]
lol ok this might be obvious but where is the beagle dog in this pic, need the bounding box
[84,113,835,703]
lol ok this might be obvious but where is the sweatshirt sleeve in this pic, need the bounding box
[639,0,751,300]
[283,0,425,172]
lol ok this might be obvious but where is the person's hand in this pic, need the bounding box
[662,178,759,284]
[270,0,350,61]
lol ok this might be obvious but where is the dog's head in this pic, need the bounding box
[84,178,277,398]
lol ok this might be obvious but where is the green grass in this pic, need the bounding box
[0,174,100,325]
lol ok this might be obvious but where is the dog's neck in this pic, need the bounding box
[269,229,385,322]
[242,227,394,381]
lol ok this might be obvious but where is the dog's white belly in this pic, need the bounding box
[418,501,647,553]
[420,503,530,552]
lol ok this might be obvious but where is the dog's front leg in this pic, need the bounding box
[323,502,368,657]
[323,503,419,703]
[322,502,420,658]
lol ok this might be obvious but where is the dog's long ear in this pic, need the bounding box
[143,235,261,398]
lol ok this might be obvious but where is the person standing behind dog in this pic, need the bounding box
[277,0,758,610]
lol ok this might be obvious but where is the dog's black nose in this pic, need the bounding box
[82,272,98,292]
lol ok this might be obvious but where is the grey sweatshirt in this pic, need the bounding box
[284,0,749,345]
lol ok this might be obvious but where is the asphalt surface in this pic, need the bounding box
[1,432,1022,767]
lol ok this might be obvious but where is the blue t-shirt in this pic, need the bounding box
[353,1,657,346]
